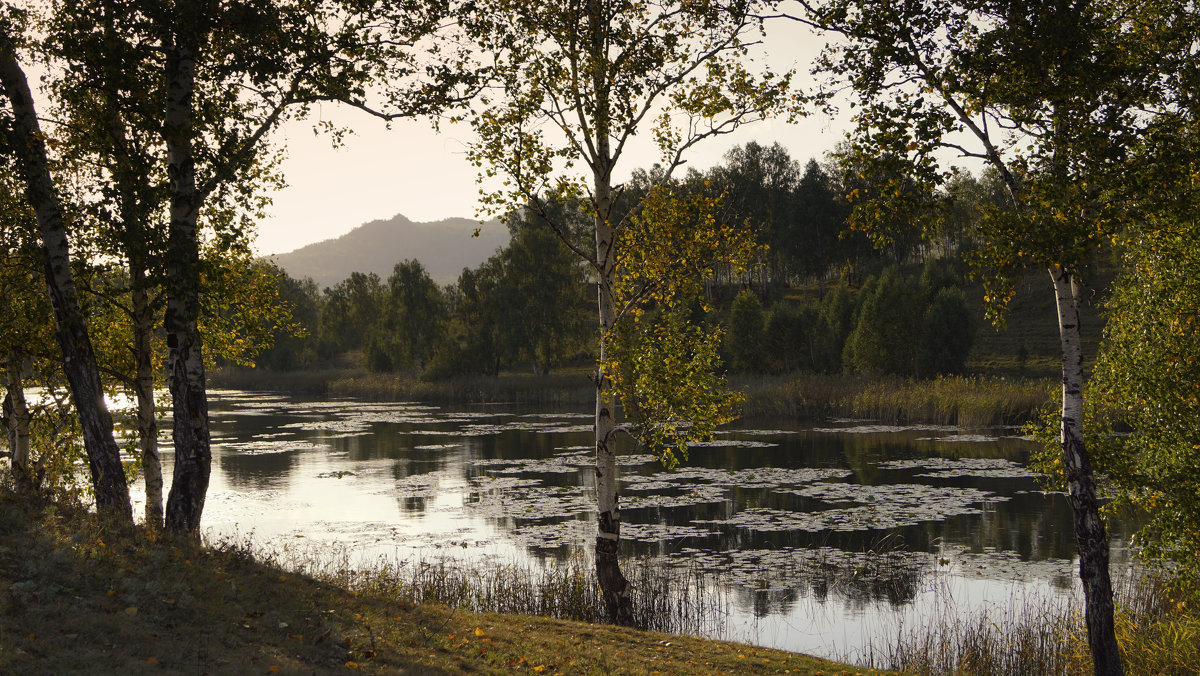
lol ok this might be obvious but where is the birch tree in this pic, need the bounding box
[464,0,790,624]
[0,14,133,523]
[791,1,1190,672]
[0,177,55,496]
[43,0,476,534]
[43,2,172,526]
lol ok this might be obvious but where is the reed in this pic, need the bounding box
[861,571,1200,675]
[209,366,354,394]
[327,372,596,406]
[738,374,1054,426]
[216,366,1053,425]
[274,546,728,636]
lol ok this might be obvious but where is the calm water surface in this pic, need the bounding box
[139,389,1137,661]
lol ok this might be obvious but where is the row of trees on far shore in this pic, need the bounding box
[256,141,986,381]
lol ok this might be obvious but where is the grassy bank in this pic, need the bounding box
[214,367,1053,426]
[0,496,877,675]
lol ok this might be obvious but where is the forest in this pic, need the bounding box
[2,1,1199,674]
[254,144,986,383]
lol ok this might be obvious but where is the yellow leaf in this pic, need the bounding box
[533,666,546,673]
[474,627,486,637]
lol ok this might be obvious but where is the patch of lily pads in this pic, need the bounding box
[932,546,1076,584]
[876,457,1042,479]
[659,544,930,604]
[700,482,1004,532]
[501,519,717,549]
[811,424,959,435]
[623,466,851,490]
[914,434,1007,443]
[466,484,595,520]
[472,454,657,474]
[392,472,459,499]
[218,440,331,456]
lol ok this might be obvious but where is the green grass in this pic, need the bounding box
[0,495,884,675]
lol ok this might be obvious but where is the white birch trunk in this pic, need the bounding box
[1050,266,1123,676]
[131,274,163,529]
[588,0,632,623]
[0,35,133,523]
[162,36,212,535]
[4,353,33,493]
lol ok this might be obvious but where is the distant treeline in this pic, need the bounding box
[253,141,993,379]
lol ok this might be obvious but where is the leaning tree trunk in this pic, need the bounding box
[1051,266,1123,676]
[0,37,134,524]
[3,353,33,494]
[162,40,212,536]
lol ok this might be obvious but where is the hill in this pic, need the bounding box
[268,213,509,288]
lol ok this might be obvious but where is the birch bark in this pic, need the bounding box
[3,353,33,493]
[593,166,633,626]
[0,36,133,523]
[131,270,163,529]
[1051,266,1122,676]
[161,36,211,535]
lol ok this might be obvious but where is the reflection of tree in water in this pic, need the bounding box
[745,587,798,618]
[666,540,928,618]
[216,446,301,491]
[400,495,428,513]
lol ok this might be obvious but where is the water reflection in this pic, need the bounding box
[147,390,1130,659]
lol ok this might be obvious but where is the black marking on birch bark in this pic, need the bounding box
[598,509,620,536]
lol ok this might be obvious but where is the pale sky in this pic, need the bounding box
[255,20,849,256]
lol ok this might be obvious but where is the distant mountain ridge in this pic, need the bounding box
[268,213,509,288]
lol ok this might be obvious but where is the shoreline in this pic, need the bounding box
[212,367,1055,427]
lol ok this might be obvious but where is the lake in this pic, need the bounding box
[135,389,1137,663]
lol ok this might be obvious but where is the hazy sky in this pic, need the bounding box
[255,20,847,256]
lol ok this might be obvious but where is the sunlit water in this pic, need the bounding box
[129,389,1136,662]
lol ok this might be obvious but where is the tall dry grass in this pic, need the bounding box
[274,546,727,636]
[739,374,1054,426]
[861,572,1200,675]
